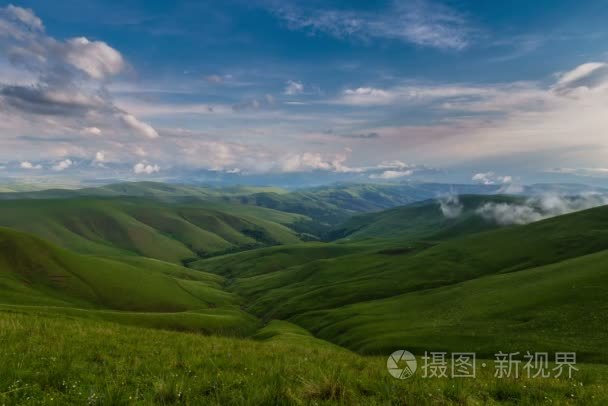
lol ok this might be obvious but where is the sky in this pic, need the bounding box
[1,0,608,187]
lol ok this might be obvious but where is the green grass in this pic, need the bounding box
[295,249,608,358]
[0,226,241,311]
[327,195,521,242]
[192,204,608,362]
[0,227,265,338]
[0,198,303,263]
[1,311,607,405]
[1,183,608,404]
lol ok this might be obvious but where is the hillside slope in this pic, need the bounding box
[0,227,258,334]
[195,204,608,359]
[328,194,521,241]
[0,198,303,263]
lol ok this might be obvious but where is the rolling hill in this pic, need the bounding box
[0,226,258,335]
[0,198,304,263]
[194,203,608,360]
[327,194,522,241]
[1,181,608,403]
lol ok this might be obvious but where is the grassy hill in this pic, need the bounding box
[327,194,522,241]
[194,204,608,360]
[0,181,503,232]
[1,182,608,403]
[0,198,304,263]
[0,227,258,335]
[0,181,286,201]
[1,311,606,405]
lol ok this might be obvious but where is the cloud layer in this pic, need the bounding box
[477,194,608,225]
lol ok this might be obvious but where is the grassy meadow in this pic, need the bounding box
[1,312,607,405]
[1,182,608,404]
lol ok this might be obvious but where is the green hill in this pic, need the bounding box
[5,311,605,405]
[0,198,304,263]
[0,226,258,334]
[194,204,608,360]
[327,194,522,241]
[0,181,286,202]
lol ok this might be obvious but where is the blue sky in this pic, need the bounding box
[1,0,608,186]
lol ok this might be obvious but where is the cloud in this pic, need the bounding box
[554,62,608,92]
[52,158,73,171]
[133,162,160,174]
[476,194,608,225]
[120,113,159,138]
[271,0,471,50]
[64,37,125,80]
[280,152,351,172]
[548,167,608,177]
[333,83,523,107]
[472,172,512,185]
[284,80,304,95]
[0,85,106,116]
[340,87,395,106]
[438,194,463,218]
[369,169,413,179]
[20,161,41,169]
[6,4,43,31]
[0,5,159,143]
[83,126,102,136]
[94,151,105,162]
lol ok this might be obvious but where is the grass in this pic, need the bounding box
[294,249,608,358]
[1,311,607,405]
[0,226,265,339]
[2,184,608,404]
[0,198,304,263]
[327,195,521,241]
[190,204,608,362]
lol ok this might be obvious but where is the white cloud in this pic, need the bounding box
[133,146,147,157]
[52,159,73,171]
[472,172,512,185]
[120,113,159,138]
[6,5,43,31]
[273,0,471,50]
[339,87,395,106]
[94,151,105,162]
[438,194,463,218]
[476,194,608,225]
[555,62,607,89]
[369,169,413,179]
[133,162,160,175]
[65,37,125,80]
[0,4,159,151]
[281,152,340,172]
[284,80,304,95]
[83,127,102,136]
[20,161,41,169]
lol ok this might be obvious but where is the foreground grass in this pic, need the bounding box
[1,312,607,405]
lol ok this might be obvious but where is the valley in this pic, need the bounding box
[1,181,608,404]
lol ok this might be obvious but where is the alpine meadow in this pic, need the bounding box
[2,1,608,405]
